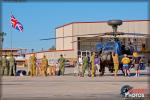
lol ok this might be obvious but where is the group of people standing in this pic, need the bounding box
[1,53,16,76]
[1,51,145,77]
[74,51,145,77]
[121,52,145,77]
[74,52,100,77]
[29,54,66,77]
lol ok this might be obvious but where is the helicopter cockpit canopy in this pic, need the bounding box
[96,40,122,55]
[96,41,116,51]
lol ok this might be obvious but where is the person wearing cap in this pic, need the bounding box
[90,52,96,77]
[29,54,37,76]
[8,53,16,76]
[121,54,131,76]
[133,52,141,77]
[1,55,9,75]
[58,54,65,76]
[41,55,48,76]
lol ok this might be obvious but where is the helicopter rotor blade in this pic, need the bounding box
[71,34,105,43]
[40,33,100,41]
[119,33,149,36]
[40,32,150,41]
[71,32,133,43]
[40,32,125,41]
[40,38,57,40]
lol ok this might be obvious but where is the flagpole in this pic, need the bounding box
[10,27,12,53]
[10,12,23,55]
[10,12,13,54]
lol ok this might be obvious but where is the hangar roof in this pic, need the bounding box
[56,20,150,29]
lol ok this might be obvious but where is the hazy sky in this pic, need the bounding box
[2,1,148,52]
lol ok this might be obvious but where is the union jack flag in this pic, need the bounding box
[11,15,23,32]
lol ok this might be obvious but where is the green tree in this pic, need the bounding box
[49,45,56,50]
[0,32,6,49]
[0,32,6,70]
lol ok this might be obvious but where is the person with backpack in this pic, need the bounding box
[121,54,130,76]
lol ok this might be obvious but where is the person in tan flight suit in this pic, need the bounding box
[29,54,37,76]
[41,55,48,76]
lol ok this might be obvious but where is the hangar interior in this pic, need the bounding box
[77,37,146,51]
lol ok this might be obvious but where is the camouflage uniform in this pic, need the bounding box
[8,55,16,76]
[30,54,36,76]
[58,55,65,75]
[82,56,88,77]
[1,56,9,75]
[41,55,48,76]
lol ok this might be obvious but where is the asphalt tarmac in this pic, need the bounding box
[0,68,150,100]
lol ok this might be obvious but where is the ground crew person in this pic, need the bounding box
[36,60,41,76]
[121,54,130,77]
[133,52,140,77]
[78,55,83,76]
[58,54,65,76]
[82,55,88,77]
[139,56,145,70]
[8,54,16,76]
[1,55,9,75]
[41,55,48,76]
[29,54,37,76]
[90,52,96,77]
[87,55,91,77]
[94,55,100,76]
[112,52,119,77]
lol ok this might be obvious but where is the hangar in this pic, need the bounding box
[55,20,150,59]
[25,20,150,65]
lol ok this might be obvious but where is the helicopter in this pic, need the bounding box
[40,20,149,75]
[71,20,149,75]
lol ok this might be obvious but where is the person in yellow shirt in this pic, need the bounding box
[112,52,119,77]
[121,54,130,76]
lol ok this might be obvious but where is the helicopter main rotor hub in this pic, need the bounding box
[107,20,123,33]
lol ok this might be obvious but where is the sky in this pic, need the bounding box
[2,1,148,52]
